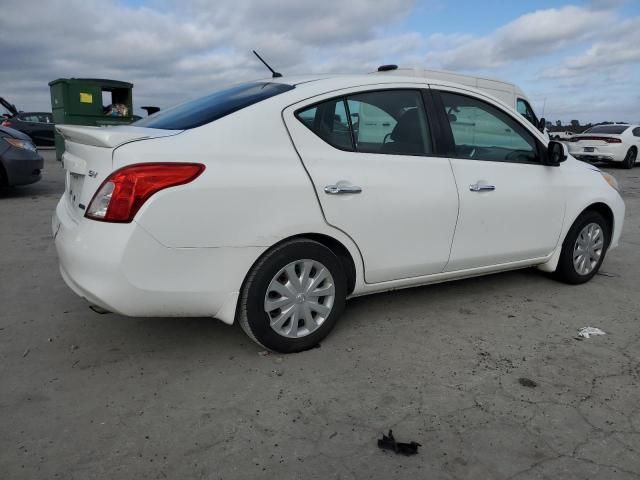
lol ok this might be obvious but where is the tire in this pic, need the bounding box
[555,210,610,285]
[238,238,347,353]
[622,148,637,169]
[0,164,7,187]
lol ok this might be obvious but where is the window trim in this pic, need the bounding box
[433,89,545,166]
[516,97,539,128]
[294,88,443,158]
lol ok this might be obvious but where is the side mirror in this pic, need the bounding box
[538,117,547,133]
[544,140,567,166]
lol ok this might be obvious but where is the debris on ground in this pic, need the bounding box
[518,377,538,388]
[258,350,270,356]
[596,271,619,278]
[22,348,30,358]
[377,430,421,455]
[577,327,606,339]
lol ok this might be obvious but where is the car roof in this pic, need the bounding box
[265,73,517,112]
[268,73,514,95]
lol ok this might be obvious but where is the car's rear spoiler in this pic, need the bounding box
[55,124,181,148]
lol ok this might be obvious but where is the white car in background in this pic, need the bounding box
[53,74,625,353]
[375,66,549,138]
[567,124,640,169]
[550,131,575,141]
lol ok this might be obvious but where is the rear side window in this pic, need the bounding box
[347,90,432,155]
[442,92,538,163]
[296,98,353,151]
[135,82,294,130]
[296,89,432,156]
[633,127,640,137]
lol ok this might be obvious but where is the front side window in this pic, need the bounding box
[516,98,539,127]
[134,82,294,130]
[296,90,432,156]
[442,92,538,163]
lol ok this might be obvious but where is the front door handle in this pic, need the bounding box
[469,184,496,192]
[324,184,362,195]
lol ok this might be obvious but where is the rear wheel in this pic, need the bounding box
[623,148,637,169]
[555,211,610,284]
[238,239,347,353]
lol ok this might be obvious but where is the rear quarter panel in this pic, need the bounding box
[118,101,363,266]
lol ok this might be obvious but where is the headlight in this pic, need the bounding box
[601,172,620,193]
[4,138,37,152]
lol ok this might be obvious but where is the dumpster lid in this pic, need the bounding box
[0,97,18,116]
[48,78,133,89]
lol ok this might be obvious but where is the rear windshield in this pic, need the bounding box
[134,82,294,130]
[584,125,629,134]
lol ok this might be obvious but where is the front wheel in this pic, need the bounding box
[555,211,610,284]
[238,239,347,353]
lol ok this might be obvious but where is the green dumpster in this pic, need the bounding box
[48,78,134,160]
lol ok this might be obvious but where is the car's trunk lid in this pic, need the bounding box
[56,125,181,218]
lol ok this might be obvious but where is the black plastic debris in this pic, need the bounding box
[377,430,421,455]
[518,377,538,388]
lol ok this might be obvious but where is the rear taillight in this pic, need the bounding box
[571,136,622,143]
[1,120,12,127]
[85,163,205,223]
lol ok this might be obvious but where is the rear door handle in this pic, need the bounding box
[469,184,496,192]
[324,184,362,195]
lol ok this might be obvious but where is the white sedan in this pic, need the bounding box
[567,124,640,169]
[53,74,625,352]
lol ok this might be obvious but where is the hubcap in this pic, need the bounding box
[573,223,604,276]
[264,259,335,338]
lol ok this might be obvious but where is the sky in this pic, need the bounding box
[1,0,639,124]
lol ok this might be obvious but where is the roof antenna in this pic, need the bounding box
[253,50,282,78]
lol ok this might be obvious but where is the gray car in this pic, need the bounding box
[0,126,44,187]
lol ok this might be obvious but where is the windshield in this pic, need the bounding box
[134,82,294,130]
[584,125,629,135]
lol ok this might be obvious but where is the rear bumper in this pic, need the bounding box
[2,150,44,186]
[568,144,626,162]
[53,194,264,323]
[572,154,618,162]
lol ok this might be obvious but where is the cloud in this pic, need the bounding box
[425,6,614,70]
[0,0,638,123]
[0,0,417,112]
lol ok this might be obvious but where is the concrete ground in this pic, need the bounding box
[1,150,639,480]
